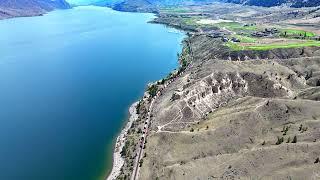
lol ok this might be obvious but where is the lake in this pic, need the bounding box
[0,6,184,180]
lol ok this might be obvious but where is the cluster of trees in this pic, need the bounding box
[147,84,158,97]
[281,31,309,39]
[121,140,132,157]
[275,135,297,145]
[299,124,308,133]
[273,124,309,145]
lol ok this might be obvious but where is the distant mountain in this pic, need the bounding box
[0,0,70,19]
[291,0,320,7]
[111,0,213,12]
[67,0,113,6]
[222,0,284,7]
[222,0,320,7]
[111,0,320,13]
[112,0,157,12]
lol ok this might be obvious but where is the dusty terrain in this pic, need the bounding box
[140,5,320,180]
[140,49,320,179]
[113,2,320,180]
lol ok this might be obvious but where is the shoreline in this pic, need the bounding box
[105,10,186,180]
[106,102,139,180]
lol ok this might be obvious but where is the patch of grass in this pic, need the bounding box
[242,25,257,31]
[216,22,241,29]
[215,22,257,31]
[280,29,316,38]
[182,16,201,26]
[227,40,320,51]
[234,35,257,43]
[226,42,244,51]
[246,41,320,50]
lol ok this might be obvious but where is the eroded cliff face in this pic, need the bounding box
[148,43,318,132]
[138,35,320,179]
[0,0,70,19]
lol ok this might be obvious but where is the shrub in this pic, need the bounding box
[292,135,297,143]
[136,101,141,114]
[286,137,291,143]
[148,84,158,97]
[276,136,284,145]
[137,128,142,134]
[282,126,289,135]
[120,141,130,157]
[301,127,308,133]
[139,159,144,167]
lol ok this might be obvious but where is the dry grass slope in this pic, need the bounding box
[140,54,320,179]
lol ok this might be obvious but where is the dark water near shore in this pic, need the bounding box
[0,6,184,180]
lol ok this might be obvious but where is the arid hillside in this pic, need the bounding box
[111,2,320,180]
[0,0,70,19]
[139,36,320,179]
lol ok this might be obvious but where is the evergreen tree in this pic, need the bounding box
[292,135,297,143]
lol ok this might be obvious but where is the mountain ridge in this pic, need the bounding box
[0,0,70,19]
[110,0,320,12]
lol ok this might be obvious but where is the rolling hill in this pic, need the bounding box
[0,0,70,19]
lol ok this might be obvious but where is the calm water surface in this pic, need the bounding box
[0,6,184,180]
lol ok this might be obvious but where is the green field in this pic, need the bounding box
[215,22,257,31]
[227,40,320,51]
[280,29,316,38]
[180,16,205,27]
[234,35,257,43]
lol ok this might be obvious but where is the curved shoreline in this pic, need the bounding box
[106,102,139,180]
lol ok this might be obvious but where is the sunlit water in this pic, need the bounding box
[0,6,184,180]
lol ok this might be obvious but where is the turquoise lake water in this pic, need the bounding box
[0,6,184,180]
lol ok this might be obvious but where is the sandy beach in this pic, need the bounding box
[106,102,139,180]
